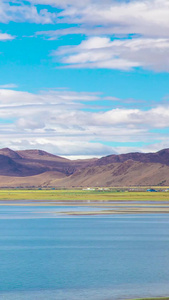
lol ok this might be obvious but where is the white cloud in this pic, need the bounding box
[33,0,169,38]
[1,0,169,72]
[0,137,117,158]
[0,1,56,24]
[53,36,169,71]
[34,0,169,72]
[0,84,18,88]
[0,89,99,106]
[0,88,168,157]
[92,106,169,128]
[0,32,14,40]
[28,0,92,8]
[1,0,169,37]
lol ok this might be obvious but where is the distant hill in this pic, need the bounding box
[94,149,169,166]
[0,148,95,178]
[0,148,169,187]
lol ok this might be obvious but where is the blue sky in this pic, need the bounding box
[1,0,169,158]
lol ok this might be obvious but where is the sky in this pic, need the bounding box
[1,0,169,159]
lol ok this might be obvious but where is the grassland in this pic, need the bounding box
[0,189,169,202]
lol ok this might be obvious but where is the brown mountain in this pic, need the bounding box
[0,148,169,187]
[56,160,169,187]
[0,148,96,179]
[95,149,169,166]
[0,148,22,160]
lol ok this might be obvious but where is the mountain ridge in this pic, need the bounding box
[0,148,169,187]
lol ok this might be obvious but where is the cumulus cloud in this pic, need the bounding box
[0,88,168,157]
[0,32,14,40]
[92,106,169,128]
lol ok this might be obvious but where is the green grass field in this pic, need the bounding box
[0,189,169,201]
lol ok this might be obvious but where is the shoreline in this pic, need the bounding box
[1,199,169,215]
[130,298,169,300]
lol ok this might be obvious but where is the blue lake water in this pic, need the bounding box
[0,205,169,299]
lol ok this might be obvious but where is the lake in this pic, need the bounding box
[0,205,169,300]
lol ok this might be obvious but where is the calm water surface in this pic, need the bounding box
[0,205,169,299]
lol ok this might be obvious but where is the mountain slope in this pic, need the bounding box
[0,148,22,160]
[16,149,68,161]
[95,148,169,166]
[54,160,168,187]
[0,147,169,187]
[0,148,96,178]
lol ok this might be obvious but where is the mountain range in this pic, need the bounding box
[0,147,169,187]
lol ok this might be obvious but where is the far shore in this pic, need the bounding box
[129,298,169,300]
[1,199,169,215]
[1,189,169,215]
[1,189,169,216]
